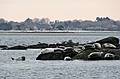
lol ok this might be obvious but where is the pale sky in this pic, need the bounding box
[0,0,120,21]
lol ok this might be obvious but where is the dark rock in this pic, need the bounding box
[27,43,48,49]
[96,37,119,46]
[36,47,78,60]
[64,47,78,58]
[2,45,27,50]
[0,45,8,48]
[36,48,64,60]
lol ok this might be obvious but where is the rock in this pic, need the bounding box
[88,52,104,60]
[96,37,119,46]
[0,45,8,48]
[64,56,72,61]
[93,43,101,49]
[104,53,115,60]
[3,45,27,50]
[36,48,64,60]
[102,43,116,49]
[36,47,78,60]
[27,43,48,49]
[64,47,78,58]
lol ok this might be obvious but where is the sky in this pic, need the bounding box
[0,0,120,21]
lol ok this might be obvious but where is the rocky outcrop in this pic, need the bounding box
[95,37,119,46]
[27,43,48,49]
[0,45,8,48]
[36,47,78,60]
[2,45,27,50]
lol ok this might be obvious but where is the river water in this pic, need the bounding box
[0,31,120,79]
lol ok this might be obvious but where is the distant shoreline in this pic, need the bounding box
[0,30,119,34]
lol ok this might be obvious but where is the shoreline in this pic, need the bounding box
[0,30,119,34]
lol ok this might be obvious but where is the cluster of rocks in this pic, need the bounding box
[1,40,79,50]
[36,37,120,60]
[0,37,120,61]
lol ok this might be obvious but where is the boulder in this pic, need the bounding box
[36,47,78,60]
[36,48,64,60]
[96,37,119,46]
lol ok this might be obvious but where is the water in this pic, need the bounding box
[0,31,120,79]
[0,31,119,46]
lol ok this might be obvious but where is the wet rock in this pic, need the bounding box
[36,47,78,60]
[95,37,119,46]
[0,45,8,48]
[36,48,64,60]
[27,43,48,49]
[64,47,78,58]
[2,45,27,50]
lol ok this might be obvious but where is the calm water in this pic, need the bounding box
[0,31,119,46]
[0,31,120,79]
